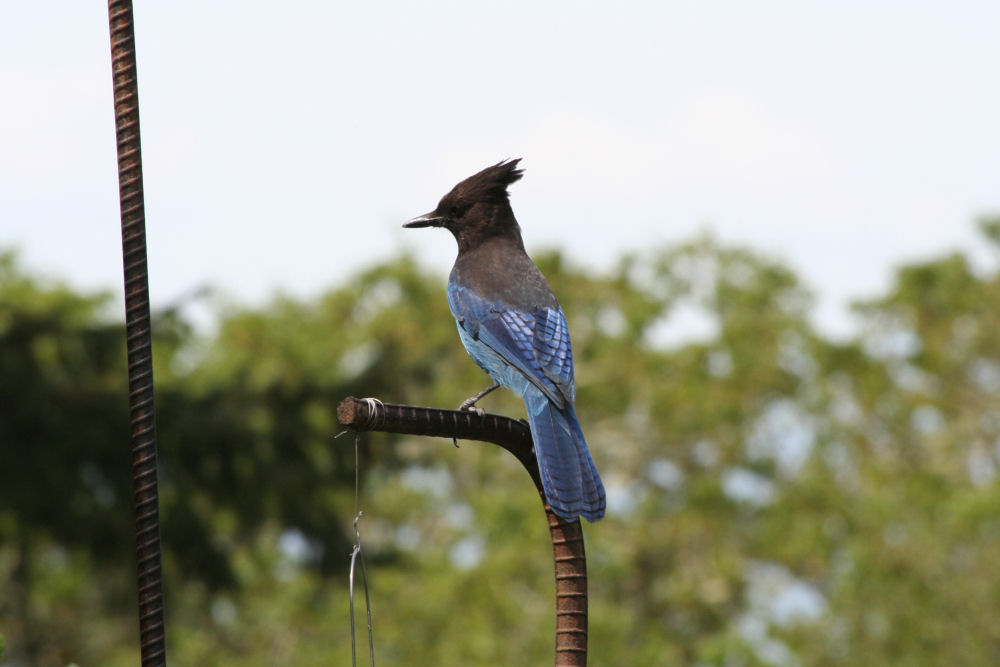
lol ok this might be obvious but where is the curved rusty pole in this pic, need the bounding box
[108,2,167,664]
[337,397,589,666]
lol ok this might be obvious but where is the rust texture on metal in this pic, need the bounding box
[338,396,590,665]
[108,1,167,664]
[548,510,588,666]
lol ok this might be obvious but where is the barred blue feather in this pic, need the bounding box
[449,281,606,522]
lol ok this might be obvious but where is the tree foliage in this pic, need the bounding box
[2,222,1000,664]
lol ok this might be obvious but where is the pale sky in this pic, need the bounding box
[3,2,999,337]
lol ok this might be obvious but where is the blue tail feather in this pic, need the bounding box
[524,387,606,522]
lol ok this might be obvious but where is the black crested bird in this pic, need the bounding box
[404,159,606,522]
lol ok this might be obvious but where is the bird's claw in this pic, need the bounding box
[457,382,500,415]
[459,402,487,417]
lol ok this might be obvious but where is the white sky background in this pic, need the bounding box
[2,2,999,337]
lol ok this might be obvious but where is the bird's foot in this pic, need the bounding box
[452,383,500,447]
[457,383,500,415]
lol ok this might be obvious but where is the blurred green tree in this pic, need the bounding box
[1,220,999,664]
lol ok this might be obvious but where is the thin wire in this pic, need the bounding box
[360,397,385,430]
[348,428,375,667]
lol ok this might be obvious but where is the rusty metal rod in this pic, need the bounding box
[337,397,589,665]
[108,2,167,664]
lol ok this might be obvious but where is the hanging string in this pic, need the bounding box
[344,403,378,667]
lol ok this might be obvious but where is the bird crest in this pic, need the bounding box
[446,158,523,205]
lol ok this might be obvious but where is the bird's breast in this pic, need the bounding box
[451,243,558,312]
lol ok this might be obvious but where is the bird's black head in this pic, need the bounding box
[404,159,525,251]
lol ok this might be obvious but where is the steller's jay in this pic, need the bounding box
[403,159,606,522]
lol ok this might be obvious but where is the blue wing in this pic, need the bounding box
[448,280,607,522]
[447,282,575,407]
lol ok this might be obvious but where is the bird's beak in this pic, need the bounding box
[403,212,444,228]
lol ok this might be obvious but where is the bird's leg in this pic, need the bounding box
[458,383,501,415]
[452,383,500,447]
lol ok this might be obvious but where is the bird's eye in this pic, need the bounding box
[449,204,463,218]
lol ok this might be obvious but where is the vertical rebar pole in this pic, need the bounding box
[548,510,588,666]
[108,2,167,664]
